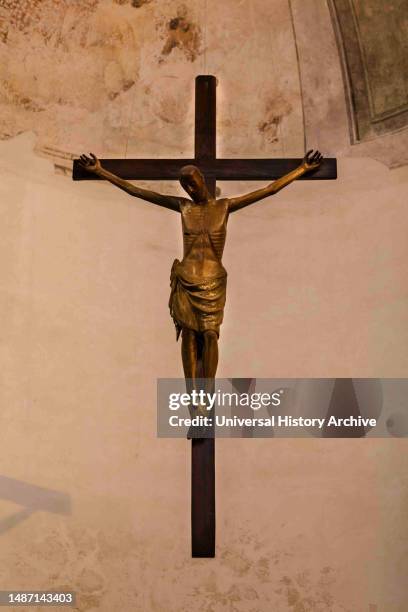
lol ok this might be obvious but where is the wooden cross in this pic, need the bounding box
[73,75,337,558]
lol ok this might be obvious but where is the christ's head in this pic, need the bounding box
[179,165,209,203]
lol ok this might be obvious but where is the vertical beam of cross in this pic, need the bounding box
[195,75,217,196]
[191,75,216,558]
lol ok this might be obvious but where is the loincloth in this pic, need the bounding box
[169,259,227,340]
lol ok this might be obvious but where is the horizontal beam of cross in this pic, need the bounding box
[73,157,337,181]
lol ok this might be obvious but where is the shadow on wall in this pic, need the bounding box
[0,476,71,534]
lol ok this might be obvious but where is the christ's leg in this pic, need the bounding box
[182,328,204,438]
[201,331,218,435]
[181,327,198,384]
[202,330,218,379]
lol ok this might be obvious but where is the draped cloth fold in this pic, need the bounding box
[169,259,227,340]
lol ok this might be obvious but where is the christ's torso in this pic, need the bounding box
[179,198,228,278]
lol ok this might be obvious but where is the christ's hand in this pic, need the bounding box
[78,151,182,212]
[300,149,323,173]
[79,153,101,174]
[228,147,324,212]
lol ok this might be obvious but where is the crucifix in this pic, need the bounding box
[73,75,337,558]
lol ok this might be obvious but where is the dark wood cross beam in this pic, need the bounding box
[73,77,336,186]
[73,75,337,559]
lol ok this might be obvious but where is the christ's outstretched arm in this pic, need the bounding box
[79,153,185,212]
[227,150,323,213]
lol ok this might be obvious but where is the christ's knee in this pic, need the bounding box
[203,330,218,349]
[182,327,196,346]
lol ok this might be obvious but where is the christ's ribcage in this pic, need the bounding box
[183,229,226,261]
[208,229,226,261]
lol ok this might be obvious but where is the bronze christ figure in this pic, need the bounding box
[79,150,322,394]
